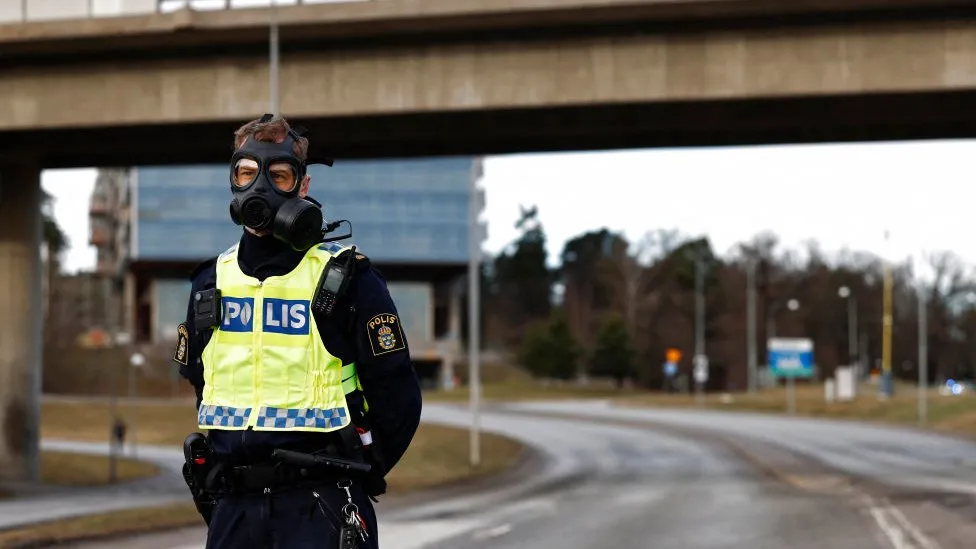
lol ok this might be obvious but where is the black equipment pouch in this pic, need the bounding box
[312,246,358,317]
[182,432,216,525]
[192,288,222,333]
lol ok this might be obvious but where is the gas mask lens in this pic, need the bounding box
[233,158,259,187]
[232,159,297,193]
[268,162,297,193]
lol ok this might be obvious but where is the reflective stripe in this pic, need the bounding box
[255,406,348,429]
[340,362,369,412]
[341,363,358,395]
[198,405,252,429]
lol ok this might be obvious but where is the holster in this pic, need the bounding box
[182,432,219,525]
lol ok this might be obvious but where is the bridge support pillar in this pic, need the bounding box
[0,164,42,483]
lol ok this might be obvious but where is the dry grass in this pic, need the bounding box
[386,423,524,494]
[0,403,525,548]
[425,377,976,438]
[617,382,976,436]
[0,503,201,549]
[40,451,159,487]
[424,379,635,403]
[41,401,199,448]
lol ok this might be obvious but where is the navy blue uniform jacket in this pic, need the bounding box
[175,231,423,475]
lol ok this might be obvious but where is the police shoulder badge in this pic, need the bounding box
[366,314,406,356]
[173,322,189,366]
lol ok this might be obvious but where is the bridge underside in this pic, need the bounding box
[4,89,976,167]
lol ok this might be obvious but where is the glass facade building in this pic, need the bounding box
[127,157,483,346]
[132,157,484,264]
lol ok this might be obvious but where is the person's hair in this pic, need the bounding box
[233,116,309,162]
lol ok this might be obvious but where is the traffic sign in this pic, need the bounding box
[665,348,682,364]
[664,362,678,377]
[693,354,709,383]
[768,338,814,378]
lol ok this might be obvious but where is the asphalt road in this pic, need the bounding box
[56,399,976,549]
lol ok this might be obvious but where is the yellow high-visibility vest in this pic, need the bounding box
[197,241,363,432]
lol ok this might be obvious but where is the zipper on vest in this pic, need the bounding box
[251,279,265,430]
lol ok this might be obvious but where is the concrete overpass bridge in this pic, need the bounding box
[5,0,976,481]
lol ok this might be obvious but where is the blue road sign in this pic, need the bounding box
[664,362,678,377]
[768,338,815,379]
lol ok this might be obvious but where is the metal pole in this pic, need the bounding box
[846,297,856,365]
[849,298,858,366]
[881,233,894,398]
[746,260,757,393]
[128,361,138,458]
[787,376,796,415]
[467,164,481,468]
[109,351,118,483]
[918,284,928,426]
[694,257,705,402]
[269,0,280,116]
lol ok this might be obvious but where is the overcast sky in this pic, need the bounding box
[42,139,976,277]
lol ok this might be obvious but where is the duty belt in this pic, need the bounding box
[218,463,328,494]
[216,450,372,495]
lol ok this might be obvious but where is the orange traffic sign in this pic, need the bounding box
[665,348,682,364]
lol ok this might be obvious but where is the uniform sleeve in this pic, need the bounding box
[350,266,423,474]
[173,262,216,411]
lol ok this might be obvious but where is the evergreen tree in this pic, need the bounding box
[517,309,582,380]
[588,313,636,388]
[545,310,582,381]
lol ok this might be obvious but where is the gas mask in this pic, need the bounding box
[228,125,324,251]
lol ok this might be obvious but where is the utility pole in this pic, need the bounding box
[917,282,928,426]
[838,286,858,366]
[746,259,757,393]
[694,256,707,402]
[881,231,894,398]
[269,0,280,116]
[467,162,482,467]
[848,296,858,366]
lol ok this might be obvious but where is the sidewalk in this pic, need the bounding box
[0,439,186,531]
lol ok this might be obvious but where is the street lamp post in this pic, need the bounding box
[694,256,706,403]
[880,231,894,398]
[269,0,280,116]
[466,161,482,468]
[838,286,858,368]
[784,298,799,414]
[917,283,928,426]
[746,259,758,394]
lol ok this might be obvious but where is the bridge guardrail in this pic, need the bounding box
[2,0,371,25]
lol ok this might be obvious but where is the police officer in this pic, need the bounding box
[174,114,422,549]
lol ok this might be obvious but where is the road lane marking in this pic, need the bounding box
[885,504,940,549]
[471,523,512,541]
[862,495,942,549]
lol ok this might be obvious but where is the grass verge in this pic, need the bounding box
[40,451,159,487]
[0,503,200,549]
[616,382,976,436]
[2,411,524,548]
[424,380,633,403]
[41,401,198,447]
